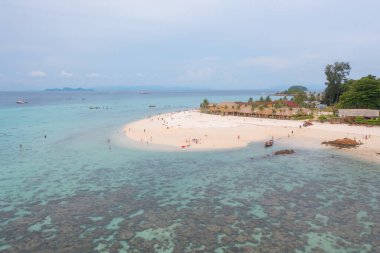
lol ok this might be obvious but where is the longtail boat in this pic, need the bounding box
[265,139,274,147]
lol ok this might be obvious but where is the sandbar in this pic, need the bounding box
[121,110,380,163]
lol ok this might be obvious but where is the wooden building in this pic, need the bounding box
[338,109,379,118]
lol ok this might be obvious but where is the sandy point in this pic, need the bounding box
[120,109,380,163]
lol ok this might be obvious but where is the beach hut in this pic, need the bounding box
[218,102,239,115]
[237,106,253,116]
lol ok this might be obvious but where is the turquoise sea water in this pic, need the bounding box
[0,91,379,253]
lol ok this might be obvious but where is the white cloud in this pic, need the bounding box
[28,71,47,77]
[60,70,74,77]
[87,72,107,78]
[242,57,290,70]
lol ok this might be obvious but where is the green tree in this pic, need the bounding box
[339,75,380,109]
[200,98,209,111]
[274,102,282,109]
[323,61,351,105]
[294,90,308,105]
[308,92,317,102]
[265,96,272,102]
[248,97,253,103]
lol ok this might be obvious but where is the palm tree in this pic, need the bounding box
[200,98,209,111]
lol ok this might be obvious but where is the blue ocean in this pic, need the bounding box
[0,91,379,253]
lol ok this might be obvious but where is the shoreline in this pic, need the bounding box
[120,110,380,163]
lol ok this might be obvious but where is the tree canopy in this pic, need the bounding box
[323,61,351,105]
[200,98,209,110]
[339,75,380,109]
[293,90,308,106]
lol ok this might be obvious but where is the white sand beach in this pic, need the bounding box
[122,110,380,163]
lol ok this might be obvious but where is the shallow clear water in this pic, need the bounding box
[0,91,379,253]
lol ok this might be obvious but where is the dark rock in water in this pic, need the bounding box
[274,149,295,155]
[207,224,221,232]
[321,138,361,149]
[119,230,135,240]
[235,234,249,243]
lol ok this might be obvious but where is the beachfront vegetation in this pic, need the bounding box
[292,115,314,120]
[199,63,379,123]
[293,90,308,106]
[323,61,351,105]
[200,96,312,120]
[322,62,378,109]
[353,116,380,126]
[338,75,380,109]
[200,99,209,111]
[318,114,338,123]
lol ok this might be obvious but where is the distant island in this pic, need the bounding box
[44,87,94,92]
[274,85,308,96]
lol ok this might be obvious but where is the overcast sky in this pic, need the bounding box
[0,0,379,91]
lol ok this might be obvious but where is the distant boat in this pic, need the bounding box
[139,91,150,94]
[265,139,274,148]
[16,100,28,104]
[148,105,156,108]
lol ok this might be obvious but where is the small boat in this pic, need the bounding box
[303,121,313,127]
[148,105,156,108]
[16,100,28,104]
[265,139,274,147]
[139,91,150,94]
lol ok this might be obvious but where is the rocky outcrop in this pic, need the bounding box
[321,138,361,149]
[274,149,295,155]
